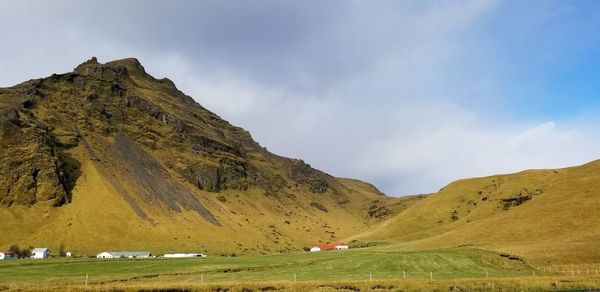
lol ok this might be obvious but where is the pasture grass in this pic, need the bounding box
[0,248,547,290]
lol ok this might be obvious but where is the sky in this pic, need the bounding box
[1,0,600,195]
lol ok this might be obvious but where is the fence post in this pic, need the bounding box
[370,272,372,281]
[201,274,204,283]
[486,270,489,278]
[85,274,88,286]
[294,273,297,282]
[430,271,433,280]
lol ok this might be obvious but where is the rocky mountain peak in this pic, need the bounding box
[0,57,339,211]
[73,57,149,84]
[0,57,395,254]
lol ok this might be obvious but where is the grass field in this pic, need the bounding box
[0,248,531,289]
[2,248,600,291]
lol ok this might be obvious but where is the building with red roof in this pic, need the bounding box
[309,242,349,252]
[0,251,17,260]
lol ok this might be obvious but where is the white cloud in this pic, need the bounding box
[2,1,600,195]
[144,55,600,195]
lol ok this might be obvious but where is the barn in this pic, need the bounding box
[0,251,17,260]
[31,248,50,259]
[96,251,151,258]
[163,253,206,258]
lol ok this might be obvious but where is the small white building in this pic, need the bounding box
[163,253,206,258]
[96,252,113,258]
[335,245,349,250]
[0,251,17,260]
[309,246,321,252]
[31,248,50,259]
[65,252,72,257]
[96,251,151,258]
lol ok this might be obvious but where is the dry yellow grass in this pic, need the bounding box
[4,276,600,291]
[357,160,600,265]
[0,156,398,255]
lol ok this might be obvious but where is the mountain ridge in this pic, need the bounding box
[0,57,414,254]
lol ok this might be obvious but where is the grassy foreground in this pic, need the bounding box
[0,248,599,291]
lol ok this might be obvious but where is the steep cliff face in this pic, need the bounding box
[0,57,403,254]
[0,91,77,207]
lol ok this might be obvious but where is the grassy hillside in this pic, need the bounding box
[357,160,600,265]
[0,160,407,255]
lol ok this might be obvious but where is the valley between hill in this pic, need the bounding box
[2,57,600,269]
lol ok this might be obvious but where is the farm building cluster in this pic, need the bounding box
[0,242,348,260]
[309,242,349,252]
[0,248,50,260]
[0,248,206,260]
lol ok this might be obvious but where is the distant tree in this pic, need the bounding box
[8,244,20,255]
[58,243,66,257]
[22,246,33,258]
[8,244,32,258]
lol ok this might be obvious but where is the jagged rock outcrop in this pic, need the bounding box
[0,57,345,210]
[287,159,331,193]
[0,107,74,206]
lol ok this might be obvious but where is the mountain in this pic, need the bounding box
[0,57,418,255]
[356,160,600,265]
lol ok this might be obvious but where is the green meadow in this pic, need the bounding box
[0,248,531,285]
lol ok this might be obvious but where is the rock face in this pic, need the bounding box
[0,107,75,207]
[0,57,340,215]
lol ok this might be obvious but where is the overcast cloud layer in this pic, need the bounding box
[2,0,600,195]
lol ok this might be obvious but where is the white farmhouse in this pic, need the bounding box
[335,245,349,250]
[31,248,50,259]
[309,246,321,252]
[96,251,151,258]
[0,251,17,260]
